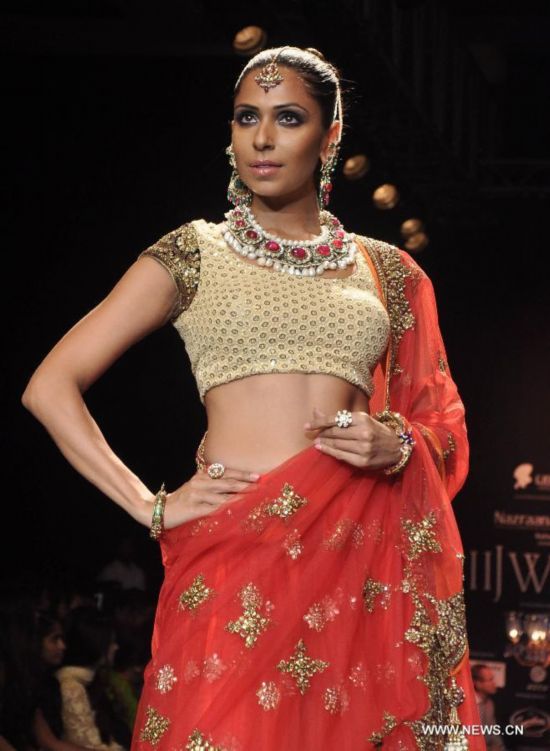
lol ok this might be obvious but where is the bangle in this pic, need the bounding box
[374,410,416,476]
[149,483,167,540]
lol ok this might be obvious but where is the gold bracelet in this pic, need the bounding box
[149,483,167,541]
[374,410,416,476]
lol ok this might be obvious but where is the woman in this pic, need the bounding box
[22,46,483,750]
[54,607,126,750]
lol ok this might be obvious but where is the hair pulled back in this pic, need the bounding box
[234,46,346,136]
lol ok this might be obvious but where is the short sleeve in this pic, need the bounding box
[138,222,201,321]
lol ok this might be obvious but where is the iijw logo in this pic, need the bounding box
[513,463,550,499]
[467,546,550,603]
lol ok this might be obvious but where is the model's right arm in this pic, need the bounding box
[21,255,177,527]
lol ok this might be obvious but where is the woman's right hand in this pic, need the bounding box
[161,468,261,529]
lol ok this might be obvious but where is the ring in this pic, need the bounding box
[207,462,225,479]
[335,409,353,428]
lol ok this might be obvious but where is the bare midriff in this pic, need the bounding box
[202,372,371,475]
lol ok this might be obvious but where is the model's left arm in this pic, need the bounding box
[390,249,469,501]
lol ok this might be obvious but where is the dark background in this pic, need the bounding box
[3,2,550,734]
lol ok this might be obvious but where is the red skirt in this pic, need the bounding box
[131,439,485,750]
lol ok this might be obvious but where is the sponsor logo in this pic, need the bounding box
[509,707,550,738]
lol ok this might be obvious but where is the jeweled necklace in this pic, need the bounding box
[220,205,357,278]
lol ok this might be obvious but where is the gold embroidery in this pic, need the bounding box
[303,594,341,632]
[178,573,216,614]
[367,711,398,746]
[438,352,447,373]
[256,680,281,711]
[155,664,177,694]
[359,237,416,378]
[242,483,308,533]
[264,482,309,520]
[324,683,351,715]
[282,528,304,559]
[139,705,170,745]
[321,518,365,551]
[225,583,271,648]
[362,577,391,613]
[443,432,457,461]
[185,729,225,750]
[404,588,469,749]
[402,512,442,560]
[139,222,200,321]
[276,638,329,695]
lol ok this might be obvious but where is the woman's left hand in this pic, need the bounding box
[304,406,403,471]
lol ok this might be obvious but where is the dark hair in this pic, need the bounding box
[234,45,350,135]
[63,606,114,667]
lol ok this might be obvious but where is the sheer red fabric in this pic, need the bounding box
[131,242,483,750]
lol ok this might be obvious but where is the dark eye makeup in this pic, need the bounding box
[234,110,303,126]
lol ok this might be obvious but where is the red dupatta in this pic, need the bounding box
[355,235,480,749]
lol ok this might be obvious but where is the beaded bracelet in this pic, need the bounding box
[374,410,416,476]
[149,483,167,541]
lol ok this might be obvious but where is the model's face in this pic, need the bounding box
[42,624,66,667]
[231,66,340,203]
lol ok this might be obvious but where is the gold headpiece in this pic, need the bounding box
[254,47,288,93]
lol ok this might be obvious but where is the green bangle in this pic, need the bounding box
[149,483,167,541]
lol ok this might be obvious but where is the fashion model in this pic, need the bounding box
[23,46,484,750]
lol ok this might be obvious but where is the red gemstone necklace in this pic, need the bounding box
[221,205,357,278]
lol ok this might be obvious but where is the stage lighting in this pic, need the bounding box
[404,232,429,253]
[233,26,267,56]
[400,218,424,237]
[372,183,399,209]
[343,154,370,180]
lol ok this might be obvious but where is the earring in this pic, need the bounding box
[225,144,253,207]
[318,142,339,208]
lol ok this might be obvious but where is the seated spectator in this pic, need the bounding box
[56,608,126,750]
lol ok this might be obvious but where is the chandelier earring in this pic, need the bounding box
[225,144,253,208]
[319,141,340,208]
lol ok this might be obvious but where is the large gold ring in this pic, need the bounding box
[335,409,353,428]
[207,462,225,479]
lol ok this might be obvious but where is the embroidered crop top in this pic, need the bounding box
[138,219,391,406]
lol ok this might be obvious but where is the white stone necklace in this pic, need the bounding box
[221,205,357,277]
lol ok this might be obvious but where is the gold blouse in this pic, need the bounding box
[139,219,391,406]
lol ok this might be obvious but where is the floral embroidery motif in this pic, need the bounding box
[225,583,271,648]
[256,680,281,711]
[264,482,309,520]
[348,661,368,690]
[438,352,447,373]
[367,711,398,746]
[402,512,442,560]
[185,728,225,750]
[139,222,200,321]
[183,659,201,684]
[303,594,341,632]
[321,518,365,551]
[139,705,170,745]
[324,683,351,715]
[282,528,304,559]
[178,573,216,614]
[276,638,329,695]
[242,483,308,533]
[155,664,177,694]
[362,577,392,613]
